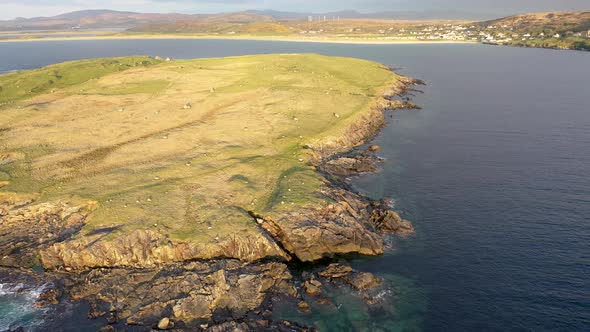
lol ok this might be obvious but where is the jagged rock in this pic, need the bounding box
[88,302,107,319]
[315,298,333,306]
[34,286,60,307]
[206,321,250,332]
[63,260,293,328]
[322,155,380,177]
[303,280,322,297]
[345,272,381,291]
[41,229,289,269]
[372,210,415,234]
[388,100,421,110]
[0,194,89,268]
[204,320,314,332]
[257,187,384,262]
[318,263,353,279]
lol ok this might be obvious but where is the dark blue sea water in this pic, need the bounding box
[0,40,588,331]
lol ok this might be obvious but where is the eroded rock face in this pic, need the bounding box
[321,154,381,177]
[40,229,289,269]
[0,193,89,268]
[345,272,382,291]
[255,187,385,262]
[318,263,353,279]
[64,260,294,328]
[372,209,415,234]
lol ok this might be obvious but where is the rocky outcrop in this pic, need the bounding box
[371,209,415,234]
[345,272,382,291]
[34,285,61,307]
[254,187,385,262]
[318,263,353,279]
[0,193,89,268]
[63,260,295,328]
[308,75,423,161]
[204,320,315,332]
[41,229,289,269]
[321,155,380,177]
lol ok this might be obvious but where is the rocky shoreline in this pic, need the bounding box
[0,74,423,331]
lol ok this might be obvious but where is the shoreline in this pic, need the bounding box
[0,33,477,45]
[0,55,419,330]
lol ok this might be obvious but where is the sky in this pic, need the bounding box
[0,0,588,20]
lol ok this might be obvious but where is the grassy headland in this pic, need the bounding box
[0,54,406,268]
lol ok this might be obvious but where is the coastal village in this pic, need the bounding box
[298,21,590,45]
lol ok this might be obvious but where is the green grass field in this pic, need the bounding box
[0,56,162,105]
[0,54,399,264]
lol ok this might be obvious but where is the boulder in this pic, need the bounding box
[303,280,322,297]
[372,210,414,234]
[34,286,60,307]
[368,145,381,152]
[157,317,171,330]
[345,272,381,291]
[318,263,353,279]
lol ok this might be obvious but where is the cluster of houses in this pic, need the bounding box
[295,22,590,43]
[474,25,590,44]
[385,24,590,43]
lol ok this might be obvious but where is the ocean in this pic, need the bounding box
[0,39,588,331]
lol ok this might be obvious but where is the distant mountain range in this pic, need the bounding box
[1,10,200,30]
[245,9,494,21]
[0,9,495,31]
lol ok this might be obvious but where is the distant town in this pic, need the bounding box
[295,15,590,48]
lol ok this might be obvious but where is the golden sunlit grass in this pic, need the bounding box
[0,54,398,251]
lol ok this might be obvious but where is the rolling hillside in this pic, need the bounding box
[479,11,590,34]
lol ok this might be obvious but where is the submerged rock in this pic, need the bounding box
[303,280,322,297]
[345,272,382,291]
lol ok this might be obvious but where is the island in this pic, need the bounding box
[0,54,418,330]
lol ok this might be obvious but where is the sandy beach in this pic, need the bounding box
[0,33,477,44]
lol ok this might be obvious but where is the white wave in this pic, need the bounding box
[0,283,48,331]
